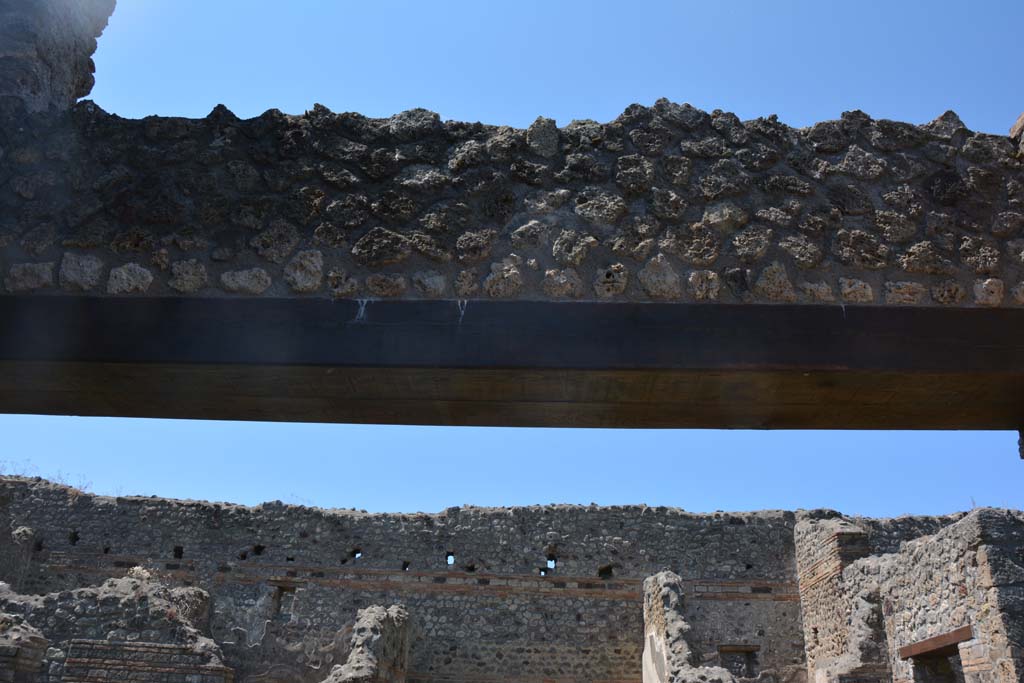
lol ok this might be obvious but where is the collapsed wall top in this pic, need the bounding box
[2,0,1024,307]
[2,98,1024,306]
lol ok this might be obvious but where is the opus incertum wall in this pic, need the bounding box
[3,478,1023,683]
[2,0,1024,428]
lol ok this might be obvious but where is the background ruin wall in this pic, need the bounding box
[3,481,1022,683]
[0,478,807,683]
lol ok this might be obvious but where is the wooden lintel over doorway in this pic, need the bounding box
[898,625,974,660]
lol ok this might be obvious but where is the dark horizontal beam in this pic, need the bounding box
[0,296,1022,429]
[898,625,974,660]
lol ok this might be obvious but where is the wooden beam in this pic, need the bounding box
[898,625,974,660]
[0,296,1023,429]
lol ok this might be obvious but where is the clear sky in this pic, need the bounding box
[89,0,1024,134]
[4,0,1021,517]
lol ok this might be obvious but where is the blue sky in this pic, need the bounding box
[6,0,1021,516]
[91,0,1023,134]
[1,417,1019,516]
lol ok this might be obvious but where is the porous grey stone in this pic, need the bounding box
[930,280,966,305]
[542,268,583,298]
[456,230,497,264]
[526,117,560,158]
[313,222,350,249]
[483,256,523,298]
[973,278,1004,306]
[250,220,300,264]
[732,226,772,263]
[552,230,598,266]
[753,261,797,302]
[638,253,681,300]
[874,211,917,243]
[615,155,655,194]
[106,263,153,295]
[523,189,571,213]
[659,227,720,266]
[1007,239,1024,266]
[662,155,693,186]
[702,201,749,233]
[574,190,627,225]
[221,268,272,295]
[779,235,823,269]
[831,145,887,180]
[898,241,955,275]
[801,281,835,302]
[959,236,1000,274]
[833,230,890,269]
[884,281,927,305]
[168,260,208,294]
[992,211,1024,238]
[839,278,873,303]
[408,233,452,263]
[20,224,57,256]
[59,253,104,291]
[607,215,658,260]
[6,262,54,292]
[352,228,411,266]
[454,269,480,297]
[650,188,687,221]
[510,221,549,248]
[1012,281,1024,305]
[412,271,447,298]
[687,270,720,301]
[327,270,359,298]
[593,264,628,298]
[366,273,407,297]
[284,250,324,293]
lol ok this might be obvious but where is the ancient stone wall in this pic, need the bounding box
[323,605,409,683]
[3,478,1022,683]
[0,569,230,683]
[793,513,961,677]
[2,96,1024,306]
[0,477,803,683]
[796,510,1024,683]
[865,510,1024,683]
[642,570,760,683]
[0,614,46,683]
[61,640,233,683]
[0,0,116,113]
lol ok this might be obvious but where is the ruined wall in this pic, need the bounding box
[793,513,962,678]
[0,477,804,683]
[0,614,46,683]
[0,0,116,113]
[2,96,1024,305]
[0,571,229,683]
[796,510,1024,683]
[324,605,409,683]
[862,510,1024,683]
[61,641,233,683]
[4,478,1023,683]
[642,571,760,683]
